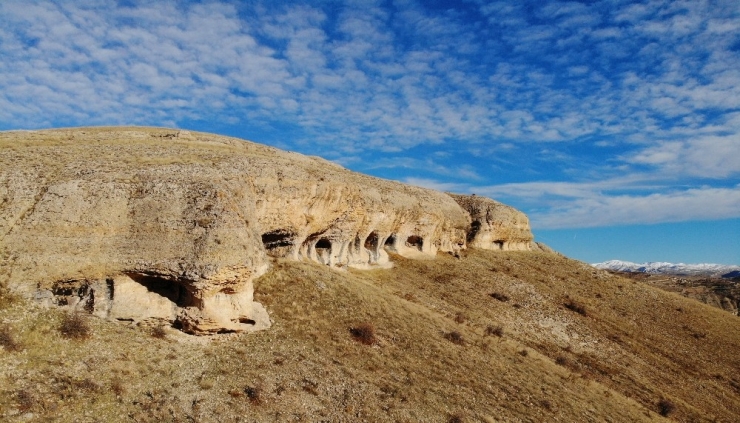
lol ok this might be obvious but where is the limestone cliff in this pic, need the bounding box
[448,193,534,251]
[0,127,537,334]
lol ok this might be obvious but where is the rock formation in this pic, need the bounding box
[449,193,534,251]
[0,127,538,334]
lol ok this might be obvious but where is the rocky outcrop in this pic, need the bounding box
[0,127,536,334]
[448,193,534,251]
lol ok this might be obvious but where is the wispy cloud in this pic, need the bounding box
[0,0,739,231]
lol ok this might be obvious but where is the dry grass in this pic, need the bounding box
[0,248,739,421]
[59,313,90,339]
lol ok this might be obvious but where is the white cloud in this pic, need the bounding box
[1,0,740,232]
[531,186,740,229]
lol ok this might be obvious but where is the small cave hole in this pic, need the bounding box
[315,238,332,250]
[467,221,481,243]
[238,318,256,325]
[406,235,424,251]
[261,229,295,249]
[106,278,114,301]
[493,240,504,250]
[364,232,379,250]
[384,234,396,246]
[126,273,192,307]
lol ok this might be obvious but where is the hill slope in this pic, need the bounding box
[2,249,739,422]
[1,127,739,422]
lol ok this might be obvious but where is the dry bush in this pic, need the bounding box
[150,325,167,339]
[59,313,90,339]
[490,292,510,302]
[0,325,22,352]
[16,389,35,412]
[555,356,570,367]
[0,287,18,310]
[349,322,377,345]
[454,312,467,324]
[444,331,465,345]
[111,378,125,396]
[244,386,262,404]
[485,325,504,337]
[448,412,465,423]
[657,398,675,417]
[563,300,587,316]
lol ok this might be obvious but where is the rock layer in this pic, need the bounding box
[0,127,536,334]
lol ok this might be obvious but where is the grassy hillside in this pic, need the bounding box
[2,249,739,422]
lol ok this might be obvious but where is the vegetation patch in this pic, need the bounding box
[59,313,91,339]
[485,325,504,337]
[444,330,465,345]
[490,292,510,302]
[244,386,262,404]
[657,398,675,417]
[349,322,377,345]
[150,325,167,339]
[563,299,587,316]
[0,325,22,352]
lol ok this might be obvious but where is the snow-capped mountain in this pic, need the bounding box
[592,260,740,278]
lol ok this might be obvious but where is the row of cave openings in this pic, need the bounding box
[261,229,425,260]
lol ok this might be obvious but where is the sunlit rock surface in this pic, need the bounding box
[0,127,538,334]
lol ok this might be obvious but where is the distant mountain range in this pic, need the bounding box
[592,260,740,278]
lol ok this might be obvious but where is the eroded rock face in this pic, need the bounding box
[0,127,534,334]
[449,194,534,251]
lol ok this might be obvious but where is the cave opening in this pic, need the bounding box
[406,235,424,251]
[384,234,396,247]
[467,221,481,243]
[126,273,193,307]
[261,229,295,250]
[493,241,504,250]
[315,238,332,250]
[364,231,379,250]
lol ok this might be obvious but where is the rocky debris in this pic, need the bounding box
[448,193,534,251]
[0,127,537,334]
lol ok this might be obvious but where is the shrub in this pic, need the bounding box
[111,378,125,396]
[0,287,18,310]
[448,413,465,423]
[657,398,675,417]
[350,322,377,345]
[59,313,90,339]
[518,349,529,357]
[485,325,504,337]
[0,325,21,352]
[16,390,35,412]
[454,312,467,324]
[563,300,587,316]
[490,292,510,302]
[555,356,569,366]
[244,386,262,404]
[444,331,464,345]
[151,325,167,339]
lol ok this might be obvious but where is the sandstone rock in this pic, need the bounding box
[0,127,536,334]
[448,193,534,251]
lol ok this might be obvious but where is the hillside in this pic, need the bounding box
[2,250,740,422]
[1,127,740,422]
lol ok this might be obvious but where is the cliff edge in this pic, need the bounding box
[0,127,538,334]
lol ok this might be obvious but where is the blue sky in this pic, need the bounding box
[1,0,739,265]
